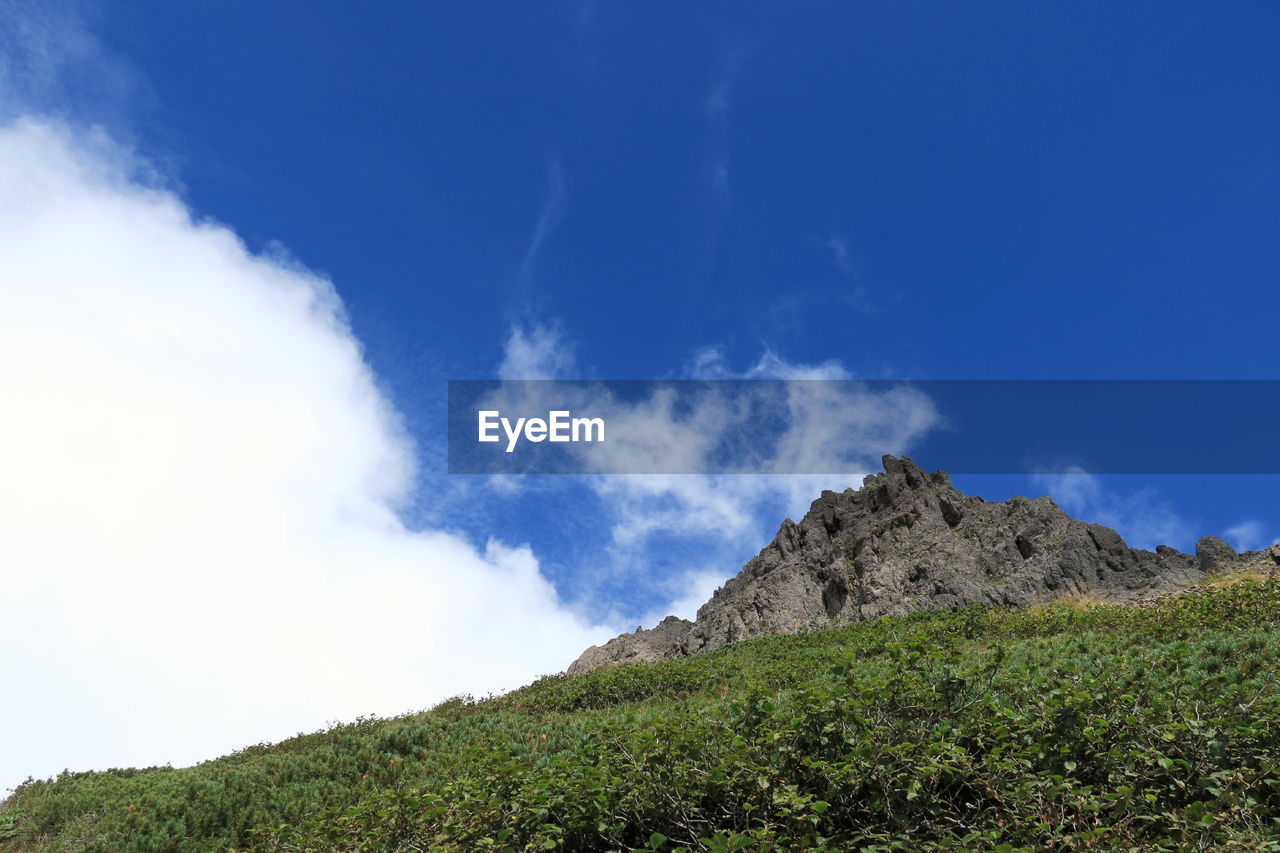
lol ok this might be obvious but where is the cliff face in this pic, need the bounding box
[569,455,1280,674]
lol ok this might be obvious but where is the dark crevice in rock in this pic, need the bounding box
[822,577,848,619]
[939,498,964,528]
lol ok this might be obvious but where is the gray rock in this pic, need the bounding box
[1196,536,1238,573]
[567,456,1266,674]
[566,615,693,674]
[1227,543,1280,574]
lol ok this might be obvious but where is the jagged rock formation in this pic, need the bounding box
[569,455,1280,674]
[568,615,694,674]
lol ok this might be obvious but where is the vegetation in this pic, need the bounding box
[5,576,1280,852]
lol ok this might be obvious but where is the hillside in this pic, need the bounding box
[4,459,1279,852]
[4,574,1280,852]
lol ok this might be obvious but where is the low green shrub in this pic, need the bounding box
[5,578,1280,852]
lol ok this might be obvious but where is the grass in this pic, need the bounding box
[1040,590,1112,610]
[4,577,1280,851]
[1197,569,1274,589]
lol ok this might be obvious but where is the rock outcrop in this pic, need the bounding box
[568,615,694,674]
[1196,535,1239,572]
[568,455,1278,674]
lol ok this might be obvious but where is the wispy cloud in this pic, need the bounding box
[689,346,852,380]
[514,158,566,300]
[1223,520,1276,553]
[0,0,157,147]
[1032,469,1188,550]
[487,321,940,624]
[822,234,858,278]
[498,319,578,380]
[802,232,879,315]
[644,567,729,624]
[690,41,750,295]
[703,59,738,198]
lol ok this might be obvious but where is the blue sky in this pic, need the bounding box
[112,2,1279,535]
[102,1,1280,379]
[1,1,1278,788]
[101,0,1279,588]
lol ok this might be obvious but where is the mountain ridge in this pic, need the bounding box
[570,455,1280,673]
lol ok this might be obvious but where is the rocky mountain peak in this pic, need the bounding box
[568,455,1279,674]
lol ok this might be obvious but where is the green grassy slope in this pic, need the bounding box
[5,576,1280,852]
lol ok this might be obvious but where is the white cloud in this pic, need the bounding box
[1223,520,1275,553]
[679,346,937,517]
[597,350,937,624]
[0,119,614,793]
[487,330,938,541]
[1032,469,1187,551]
[645,567,731,625]
[689,346,852,381]
[497,319,578,380]
[580,377,937,542]
[484,323,940,624]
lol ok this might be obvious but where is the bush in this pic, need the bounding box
[6,578,1280,852]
